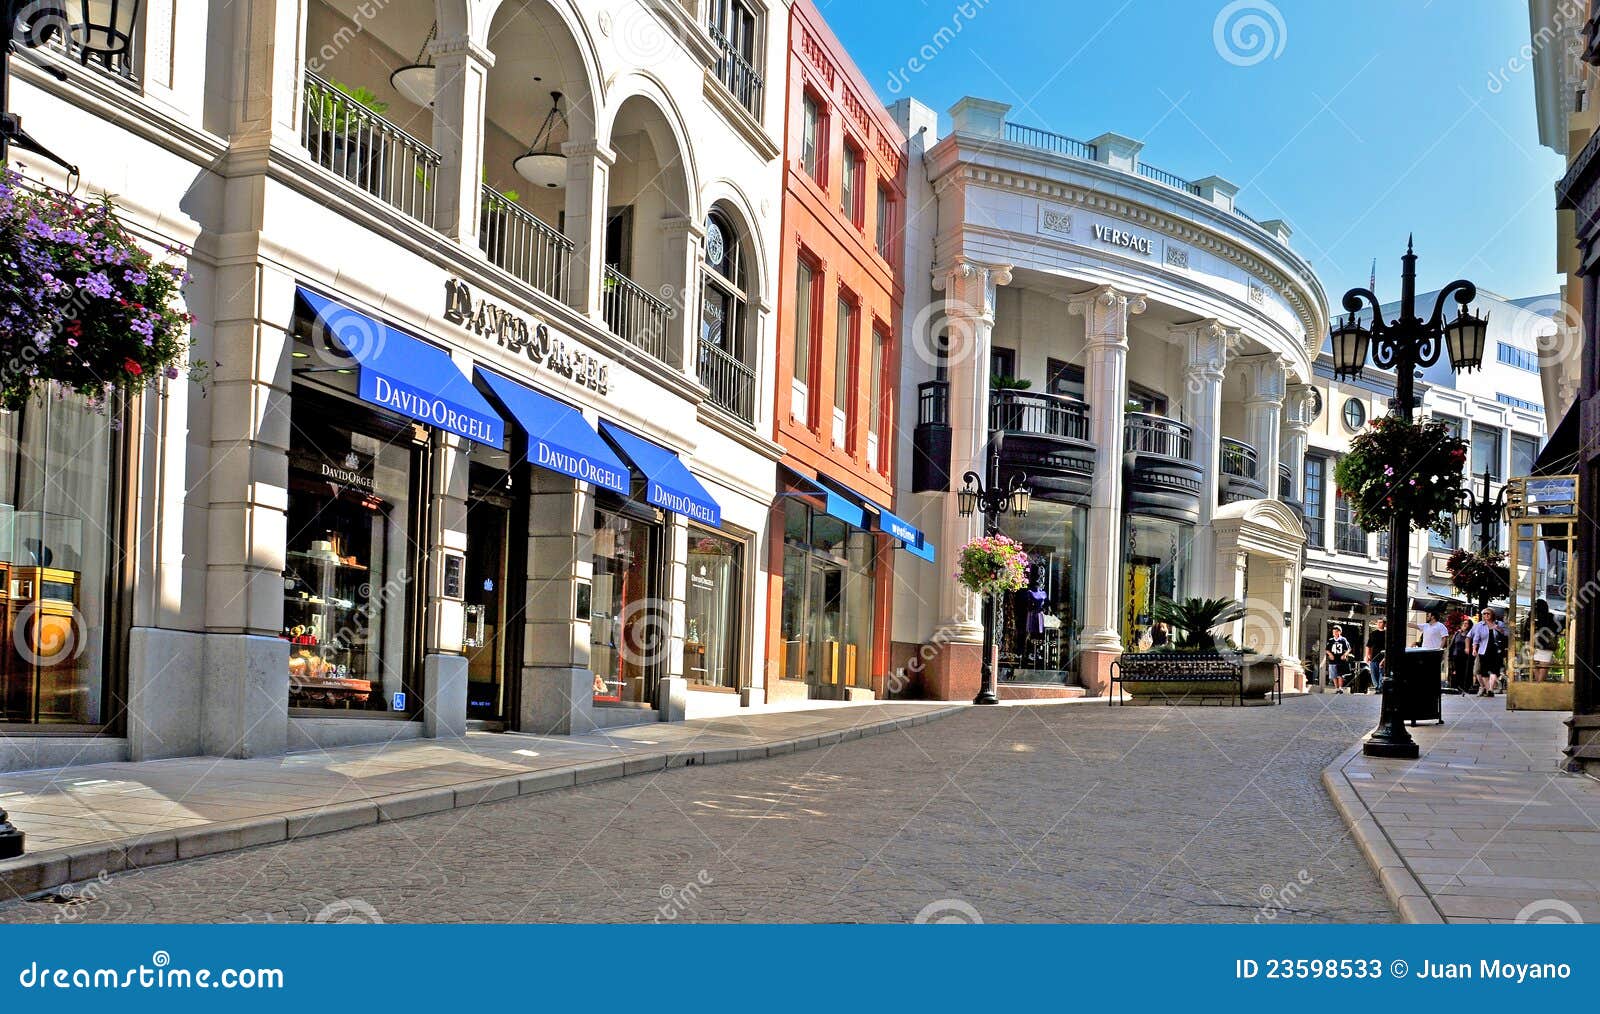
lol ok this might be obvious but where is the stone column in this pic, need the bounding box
[1273,559,1304,689]
[1242,355,1287,501]
[562,140,616,320]
[926,259,1011,701]
[227,0,307,154]
[1282,384,1315,503]
[662,216,706,377]
[659,513,691,722]
[430,32,495,248]
[1070,285,1145,693]
[1176,320,1232,595]
[520,469,597,735]
[421,425,470,739]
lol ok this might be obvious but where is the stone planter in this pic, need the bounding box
[1117,651,1280,705]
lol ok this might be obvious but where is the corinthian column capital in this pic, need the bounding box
[1069,285,1146,349]
[931,259,1012,321]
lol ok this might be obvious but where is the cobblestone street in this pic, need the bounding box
[0,696,1394,924]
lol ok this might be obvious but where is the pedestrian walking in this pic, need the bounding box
[1523,598,1562,683]
[1363,619,1386,694]
[1325,625,1354,693]
[1470,607,1506,697]
[1447,616,1474,694]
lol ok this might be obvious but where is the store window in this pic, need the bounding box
[591,504,662,706]
[868,324,888,471]
[284,387,423,715]
[779,500,876,693]
[875,182,895,262]
[998,501,1086,682]
[0,392,123,727]
[833,294,857,448]
[1121,516,1191,649]
[684,527,744,690]
[1511,432,1539,478]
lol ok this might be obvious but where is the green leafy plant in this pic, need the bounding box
[1446,548,1509,605]
[311,80,389,134]
[990,375,1032,390]
[1332,414,1467,538]
[1149,597,1247,652]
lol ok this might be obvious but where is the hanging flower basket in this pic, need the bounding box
[955,535,1030,597]
[0,168,197,411]
[1446,548,1509,604]
[1332,414,1466,538]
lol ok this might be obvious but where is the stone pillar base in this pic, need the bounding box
[423,653,469,739]
[520,665,593,736]
[1079,648,1123,697]
[1564,713,1600,773]
[127,627,206,761]
[659,676,688,723]
[202,633,289,759]
[923,642,982,701]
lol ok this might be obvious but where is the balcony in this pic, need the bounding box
[1278,461,1305,520]
[990,390,1094,501]
[710,26,763,120]
[911,380,952,493]
[603,266,673,362]
[1124,413,1203,523]
[697,338,756,423]
[301,72,440,225]
[478,186,571,301]
[1220,437,1268,504]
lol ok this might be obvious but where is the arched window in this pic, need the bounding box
[700,208,754,421]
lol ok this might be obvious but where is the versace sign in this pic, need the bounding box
[444,279,610,395]
[1091,224,1153,255]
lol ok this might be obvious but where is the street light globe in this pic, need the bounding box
[957,484,979,519]
[1444,307,1489,374]
[1011,486,1031,518]
[1328,314,1372,380]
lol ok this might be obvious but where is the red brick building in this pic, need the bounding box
[764,0,918,702]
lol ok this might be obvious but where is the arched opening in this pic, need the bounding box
[602,92,695,364]
[698,202,758,422]
[481,1,600,299]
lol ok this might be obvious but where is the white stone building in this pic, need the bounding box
[1,0,791,770]
[887,96,1326,700]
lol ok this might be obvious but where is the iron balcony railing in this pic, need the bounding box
[1220,437,1260,481]
[1003,122,1097,161]
[697,338,756,423]
[478,186,571,301]
[917,380,950,427]
[709,26,763,119]
[989,389,1090,441]
[302,71,440,225]
[603,266,672,362]
[1137,161,1201,195]
[1336,516,1368,555]
[1124,412,1192,461]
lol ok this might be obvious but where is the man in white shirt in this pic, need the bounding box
[1417,610,1449,651]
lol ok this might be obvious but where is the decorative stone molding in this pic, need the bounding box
[1069,285,1147,349]
[1239,353,1288,406]
[1284,383,1318,431]
[1175,319,1232,382]
[940,165,1326,352]
[932,258,1012,321]
[431,33,496,68]
[561,139,616,167]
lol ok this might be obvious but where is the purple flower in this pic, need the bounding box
[76,272,114,299]
[124,270,148,286]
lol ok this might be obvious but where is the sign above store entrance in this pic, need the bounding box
[444,279,610,396]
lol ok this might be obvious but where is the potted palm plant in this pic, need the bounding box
[306,79,392,196]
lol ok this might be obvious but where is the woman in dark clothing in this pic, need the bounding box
[1448,617,1474,694]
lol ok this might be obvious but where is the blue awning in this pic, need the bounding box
[298,287,503,448]
[779,467,865,528]
[869,501,924,548]
[904,536,936,563]
[476,369,629,494]
[600,422,722,527]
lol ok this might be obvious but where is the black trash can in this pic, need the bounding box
[1396,647,1444,725]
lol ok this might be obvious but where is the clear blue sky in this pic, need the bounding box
[819,0,1566,302]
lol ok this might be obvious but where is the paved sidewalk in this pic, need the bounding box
[0,701,958,902]
[1323,694,1600,923]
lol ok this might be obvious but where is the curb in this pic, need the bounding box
[1319,743,1446,924]
[0,705,963,902]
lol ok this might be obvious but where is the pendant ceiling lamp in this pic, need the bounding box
[390,21,438,107]
[513,92,569,190]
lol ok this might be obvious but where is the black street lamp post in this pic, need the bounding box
[1328,238,1488,759]
[1455,469,1509,612]
[957,433,1030,706]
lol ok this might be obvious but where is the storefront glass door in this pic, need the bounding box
[464,472,511,721]
[807,559,843,687]
[592,506,661,706]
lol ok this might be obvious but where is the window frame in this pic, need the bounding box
[1302,454,1327,550]
[801,88,828,187]
[840,139,865,227]
[833,289,859,449]
[792,251,821,428]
